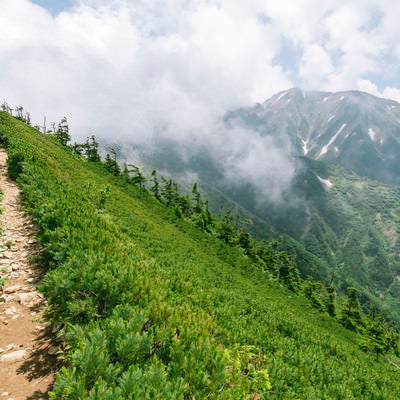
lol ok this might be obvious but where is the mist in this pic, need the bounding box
[5,0,400,203]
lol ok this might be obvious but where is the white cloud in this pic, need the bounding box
[1,0,400,202]
[0,0,294,140]
[210,125,296,203]
[357,79,400,103]
[298,44,333,88]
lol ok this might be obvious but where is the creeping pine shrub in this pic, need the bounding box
[8,152,24,180]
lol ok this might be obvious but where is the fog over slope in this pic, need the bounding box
[4,1,400,201]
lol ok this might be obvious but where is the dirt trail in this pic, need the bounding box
[0,149,56,399]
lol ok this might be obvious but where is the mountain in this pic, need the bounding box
[129,89,400,323]
[227,88,400,185]
[1,109,400,398]
[221,89,400,319]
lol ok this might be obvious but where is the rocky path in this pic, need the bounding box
[0,149,56,399]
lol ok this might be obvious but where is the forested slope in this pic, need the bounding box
[0,111,399,399]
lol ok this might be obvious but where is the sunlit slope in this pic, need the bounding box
[0,112,399,399]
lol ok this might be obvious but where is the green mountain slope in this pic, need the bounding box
[1,111,400,399]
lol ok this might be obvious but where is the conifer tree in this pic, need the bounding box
[238,229,253,256]
[161,177,178,205]
[340,286,363,331]
[104,148,121,176]
[128,164,147,188]
[84,135,101,162]
[192,182,203,213]
[274,251,300,292]
[56,117,71,146]
[302,278,325,310]
[218,210,237,244]
[15,106,24,119]
[150,170,160,200]
[359,313,397,361]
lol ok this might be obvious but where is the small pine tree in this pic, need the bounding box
[192,182,203,213]
[150,170,160,200]
[56,117,71,146]
[85,135,101,162]
[359,314,397,361]
[104,149,121,176]
[161,177,177,205]
[128,164,147,188]
[15,106,24,119]
[218,211,237,245]
[340,286,363,331]
[302,278,325,310]
[238,229,253,256]
[274,252,300,292]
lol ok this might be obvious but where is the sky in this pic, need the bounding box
[2,0,400,199]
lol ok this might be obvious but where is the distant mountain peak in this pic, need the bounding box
[229,89,400,185]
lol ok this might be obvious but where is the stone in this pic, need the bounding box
[4,285,20,294]
[3,294,15,302]
[0,347,4,353]
[0,349,27,362]
[35,325,45,331]
[5,306,16,315]
[17,292,36,305]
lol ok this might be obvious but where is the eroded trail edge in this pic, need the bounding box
[0,148,55,400]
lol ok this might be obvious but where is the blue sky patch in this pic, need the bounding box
[31,0,73,14]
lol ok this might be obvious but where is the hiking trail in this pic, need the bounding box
[0,148,56,400]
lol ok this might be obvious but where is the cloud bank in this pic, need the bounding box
[2,0,400,200]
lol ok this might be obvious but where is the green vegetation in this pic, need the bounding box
[0,267,7,289]
[193,155,400,325]
[1,111,400,398]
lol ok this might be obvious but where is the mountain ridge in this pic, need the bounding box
[228,88,400,185]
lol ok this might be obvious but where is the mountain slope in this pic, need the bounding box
[1,112,400,398]
[133,90,400,323]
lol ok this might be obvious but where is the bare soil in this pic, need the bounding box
[0,149,57,399]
